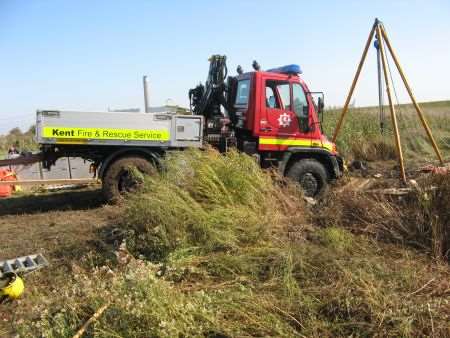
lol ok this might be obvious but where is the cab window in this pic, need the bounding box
[265,80,290,110]
[265,86,279,108]
[235,79,250,105]
[277,83,291,110]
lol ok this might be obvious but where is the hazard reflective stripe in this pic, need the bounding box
[259,137,310,146]
[321,141,334,152]
[259,137,334,152]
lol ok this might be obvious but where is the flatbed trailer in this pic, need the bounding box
[0,108,204,201]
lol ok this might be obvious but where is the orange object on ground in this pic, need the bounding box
[0,169,17,198]
[421,164,450,175]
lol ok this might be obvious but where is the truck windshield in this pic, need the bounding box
[235,79,250,105]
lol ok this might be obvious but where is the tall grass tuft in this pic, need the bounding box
[123,148,304,261]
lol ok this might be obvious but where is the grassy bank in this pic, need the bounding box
[15,149,450,337]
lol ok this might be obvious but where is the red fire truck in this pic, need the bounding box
[189,55,343,196]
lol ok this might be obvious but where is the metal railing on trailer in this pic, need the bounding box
[0,153,98,187]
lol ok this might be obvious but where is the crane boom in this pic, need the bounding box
[188,55,230,119]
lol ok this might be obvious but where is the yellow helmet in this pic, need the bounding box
[0,272,24,300]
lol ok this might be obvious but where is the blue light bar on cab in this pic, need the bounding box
[267,64,302,75]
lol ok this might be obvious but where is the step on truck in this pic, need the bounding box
[6,55,343,200]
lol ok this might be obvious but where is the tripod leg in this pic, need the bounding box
[380,25,444,165]
[376,25,407,184]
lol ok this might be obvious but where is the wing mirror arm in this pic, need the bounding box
[318,96,324,115]
[307,91,325,126]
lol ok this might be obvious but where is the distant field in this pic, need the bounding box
[323,100,450,162]
[1,101,449,164]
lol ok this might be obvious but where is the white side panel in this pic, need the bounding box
[36,110,203,148]
[175,116,202,141]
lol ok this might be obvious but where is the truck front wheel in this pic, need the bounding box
[102,156,155,202]
[287,159,328,197]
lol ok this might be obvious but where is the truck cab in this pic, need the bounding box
[190,58,343,196]
[233,65,334,153]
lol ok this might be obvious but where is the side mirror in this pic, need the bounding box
[318,97,324,114]
[307,91,325,128]
[301,105,312,132]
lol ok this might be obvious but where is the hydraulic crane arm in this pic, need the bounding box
[189,55,231,119]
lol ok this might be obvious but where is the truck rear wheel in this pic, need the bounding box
[102,156,155,202]
[287,159,328,197]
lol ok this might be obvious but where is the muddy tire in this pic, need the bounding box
[102,156,155,203]
[287,159,328,197]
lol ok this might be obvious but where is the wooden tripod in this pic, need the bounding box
[332,18,444,184]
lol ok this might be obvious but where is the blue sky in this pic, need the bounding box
[1,0,449,134]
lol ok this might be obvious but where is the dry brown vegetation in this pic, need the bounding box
[2,149,448,338]
[1,101,450,337]
[315,174,450,262]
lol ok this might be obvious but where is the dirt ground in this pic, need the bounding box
[0,160,447,336]
[0,188,120,336]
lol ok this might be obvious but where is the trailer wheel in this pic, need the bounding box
[102,156,155,202]
[287,159,328,197]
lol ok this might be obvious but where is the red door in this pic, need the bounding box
[259,78,312,150]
